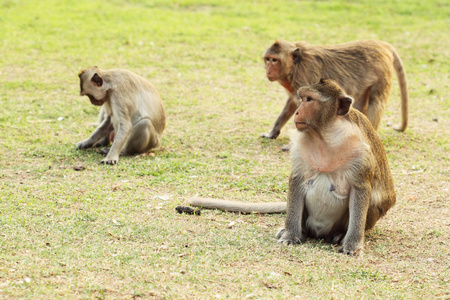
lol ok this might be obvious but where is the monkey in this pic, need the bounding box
[189,79,396,255]
[76,66,166,165]
[276,78,396,255]
[261,39,408,141]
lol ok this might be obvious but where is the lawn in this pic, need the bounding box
[0,0,449,298]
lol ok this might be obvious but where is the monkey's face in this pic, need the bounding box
[78,67,107,105]
[293,93,319,131]
[264,55,283,81]
[263,40,296,81]
[295,80,354,132]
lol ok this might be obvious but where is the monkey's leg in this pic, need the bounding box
[261,96,298,139]
[366,80,390,131]
[353,87,370,117]
[77,116,113,150]
[340,185,371,255]
[276,175,306,244]
[122,118,159,156]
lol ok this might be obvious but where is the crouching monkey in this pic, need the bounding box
[276,79,396,255]
[76,66,166,165]
[189,79,396,255]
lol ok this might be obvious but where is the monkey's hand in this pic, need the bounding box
[261,129,280,139]
[101,157,118,165]
[339,240,363,256]
[276,228,305,245]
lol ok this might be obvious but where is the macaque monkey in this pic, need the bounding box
[277,79,396,255]
[261,39,408,140]
[76,66,165,165]
[189,79,396,255]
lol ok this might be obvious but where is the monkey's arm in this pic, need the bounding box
[188,197,286,214]
[276,174,306,244]
[340,182,371,255]
[77,116,113,150]
[261,96,298,139]
[102,119,132,165]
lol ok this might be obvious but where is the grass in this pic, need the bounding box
[0,0,449,298]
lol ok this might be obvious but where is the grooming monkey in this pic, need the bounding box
[76,67,166,165]
[261,39,408,140]
[189,79,396,255]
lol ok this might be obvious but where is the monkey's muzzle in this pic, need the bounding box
[87,95,105,106]
[295,122,308,131]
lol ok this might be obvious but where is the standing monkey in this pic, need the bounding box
[77,66,166,165]
[261,39,408,140]
[189,79,396,255]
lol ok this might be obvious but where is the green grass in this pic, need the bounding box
[0,0,449,298]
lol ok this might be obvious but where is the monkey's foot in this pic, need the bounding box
[276,228,304,245]
[101,157,118,165]
[339,242,363,256]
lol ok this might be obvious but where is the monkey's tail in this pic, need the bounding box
[187,197,286,214]
[391,48,409,132]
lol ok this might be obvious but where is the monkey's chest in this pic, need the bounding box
[304,173,351,237]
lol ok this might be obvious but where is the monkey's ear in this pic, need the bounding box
[291,48,301,65]
[337,96,353,116]
[91,73,103,87]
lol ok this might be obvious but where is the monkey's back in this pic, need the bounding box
[291,40,396,98]
[106,69,166,134]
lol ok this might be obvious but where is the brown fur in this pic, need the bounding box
[261,39,409,140]
[277,79,396,255]
[76,66,165,165]
[190,80,396,255]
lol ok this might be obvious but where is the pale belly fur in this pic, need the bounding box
[304,172,351,237]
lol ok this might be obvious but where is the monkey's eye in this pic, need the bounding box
[306,96,313,102]
[272,58,278,62]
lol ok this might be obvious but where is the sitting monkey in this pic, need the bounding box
[189,79,396,255]
[77,67,166,165]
